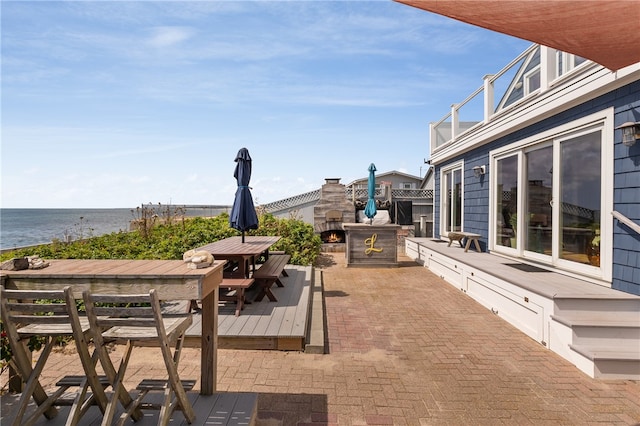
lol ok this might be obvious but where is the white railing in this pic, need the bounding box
[612,211,640,235]
[430,44,592,153]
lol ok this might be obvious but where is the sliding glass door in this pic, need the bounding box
[491,121,608,279]
[558,131,601,266]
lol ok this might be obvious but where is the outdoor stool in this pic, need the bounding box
[83,289,196,426]
[0,286,110,426]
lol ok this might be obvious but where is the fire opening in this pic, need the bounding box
[320,230,345,244]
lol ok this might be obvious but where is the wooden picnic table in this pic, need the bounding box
[0,259,225,395]
[198,235,281,278]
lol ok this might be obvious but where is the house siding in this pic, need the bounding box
[613,84,640,296]
[433,79,640,295]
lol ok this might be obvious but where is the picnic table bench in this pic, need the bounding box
[448,232,482,253]
[218,278,255,316]
[252,254,290,302]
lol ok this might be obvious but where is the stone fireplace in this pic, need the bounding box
[314,178,355,251]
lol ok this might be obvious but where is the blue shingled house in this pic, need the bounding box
[405,44,640,379]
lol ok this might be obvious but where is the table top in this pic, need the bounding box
[197,236,281,257]
[0,259,225,279]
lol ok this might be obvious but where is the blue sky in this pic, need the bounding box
[1,1,530,208]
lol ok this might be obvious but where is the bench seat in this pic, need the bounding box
[219,278,255,316]
[447,232,482,253]
[252,254,291,302]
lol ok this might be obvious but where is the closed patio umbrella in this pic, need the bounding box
[229,147,259,242]
[364,163,377,224]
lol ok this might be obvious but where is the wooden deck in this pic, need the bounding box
[167,264,314,351]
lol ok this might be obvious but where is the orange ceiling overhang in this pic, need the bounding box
[395,0,640,71]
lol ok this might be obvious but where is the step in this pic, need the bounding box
[570,345,640,380]
[553,295,640,316]
[551,311,640,327]
[570,345,640,361]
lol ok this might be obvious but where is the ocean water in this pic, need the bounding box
[0,207,230,250]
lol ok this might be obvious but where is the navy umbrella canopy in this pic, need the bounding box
[229,147,259,242]
[364,163,377,224]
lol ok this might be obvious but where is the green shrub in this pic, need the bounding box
[1,212,321,266]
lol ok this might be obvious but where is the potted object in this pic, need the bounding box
[587,228,600,267]
[509,213,517,248]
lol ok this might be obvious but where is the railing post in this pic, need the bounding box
[429,122,436,152]
[539,45,554,92]
[483,74,495,123]
[451,104,459,141]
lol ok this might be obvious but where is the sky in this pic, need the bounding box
[1,1,530,208]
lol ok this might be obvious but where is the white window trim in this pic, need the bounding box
[489,108,614,285]
[440,160,465,239]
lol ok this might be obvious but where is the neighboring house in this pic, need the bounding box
[346,170,425,191]
[405,44,640,379]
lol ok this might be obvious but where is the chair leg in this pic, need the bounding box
[158,334,195,425]
[11,337,59,425]
[101,340,135,426]
[64,377,90,426]
[94,340,143,423]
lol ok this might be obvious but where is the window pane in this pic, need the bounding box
[527,69,540,92]
[560,132,601,265]
[443,168,463,234]
[525,146,553,254]
[496,156,518,248]
[452,169,462,231]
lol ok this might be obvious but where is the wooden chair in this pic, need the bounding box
[82,289,196,426]
[0,286,110,426]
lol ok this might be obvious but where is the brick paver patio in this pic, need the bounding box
[3,253,639,425]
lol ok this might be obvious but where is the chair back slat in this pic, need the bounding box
[5,302,70,314]
[10,315,72,325]
[90,306,153,318]
[94,317,158,328]
[2,289,67,300]
[88,294,152,305]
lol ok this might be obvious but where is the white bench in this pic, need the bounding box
[447,232,482,253]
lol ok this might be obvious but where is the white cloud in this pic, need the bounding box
[146,26,194,48]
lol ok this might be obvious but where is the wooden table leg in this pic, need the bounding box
[200,288,218,395]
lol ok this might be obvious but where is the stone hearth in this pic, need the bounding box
[314,178,355,252]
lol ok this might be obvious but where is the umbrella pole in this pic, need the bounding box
[242,231,245,243]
